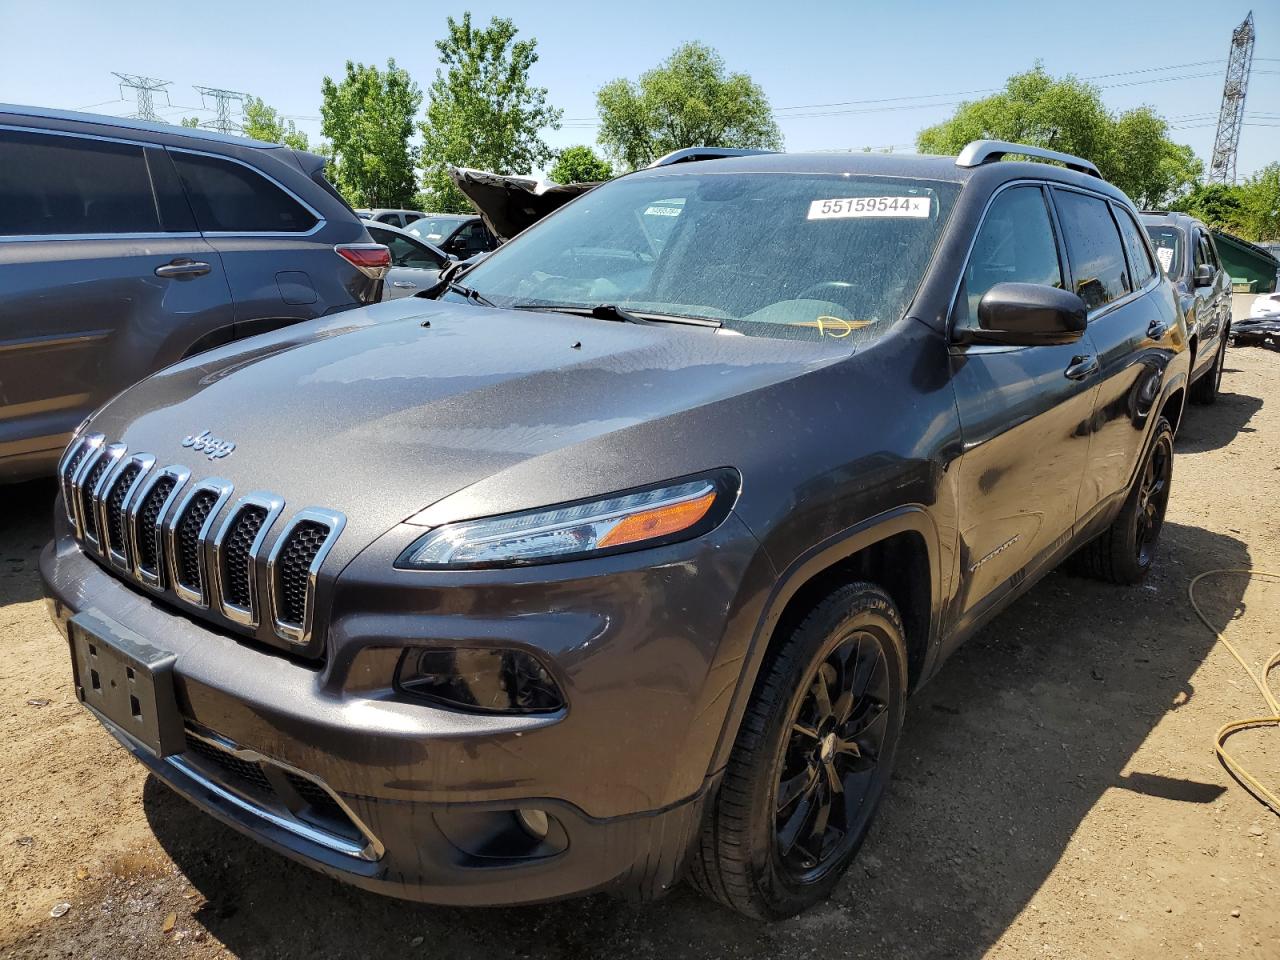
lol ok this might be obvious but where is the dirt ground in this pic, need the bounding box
[2,303,1278,959]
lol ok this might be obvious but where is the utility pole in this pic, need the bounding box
[113,73,171,122]
[193,86,248,134]
[1209,11,1255,185]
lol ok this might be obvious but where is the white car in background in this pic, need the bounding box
[363,221,454,299]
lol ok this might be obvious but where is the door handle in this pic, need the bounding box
[1147,319,1168,340]
[1064,354,1099,381]
[154,259,211,279]
[391,280,417,289]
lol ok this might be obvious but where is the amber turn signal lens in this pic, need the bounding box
[596,490,717,549]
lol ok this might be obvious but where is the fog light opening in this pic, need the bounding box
[516,807,549,841]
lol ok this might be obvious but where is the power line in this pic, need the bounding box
[561,62,1238,127]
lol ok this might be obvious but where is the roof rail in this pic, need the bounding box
[955,140,1101,179]
[647,147,778,168]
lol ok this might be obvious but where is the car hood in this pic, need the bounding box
[87,297,847,554]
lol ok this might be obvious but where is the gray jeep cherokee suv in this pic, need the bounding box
[0,104,387,482]
[41,142,1189,918]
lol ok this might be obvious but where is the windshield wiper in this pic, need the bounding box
[591,303,654,325]
[416,278,496,307]
[510,302,722,328]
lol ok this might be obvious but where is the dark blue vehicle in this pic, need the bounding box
[0,104,387,482]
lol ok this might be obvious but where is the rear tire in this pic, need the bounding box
[1189,337,1225,405]
[1071,417,1174,584]
[688,582,908,919]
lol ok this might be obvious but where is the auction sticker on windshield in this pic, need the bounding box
[808,196,931,220]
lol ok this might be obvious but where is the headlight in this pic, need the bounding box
[398,469,738,569]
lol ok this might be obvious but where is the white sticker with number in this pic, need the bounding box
[1156,246,1174,272]
[807,196,931,220]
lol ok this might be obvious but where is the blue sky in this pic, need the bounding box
[2,0,1276,179]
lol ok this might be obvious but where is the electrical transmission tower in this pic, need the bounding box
[1209,11,1255,185]
[113,73,171,121]
[193,86,248,134]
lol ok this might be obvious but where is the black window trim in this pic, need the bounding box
[0,123,203,242]
[947,178,1070,346]
[165,145,325,238]
[1048,184,1159,324]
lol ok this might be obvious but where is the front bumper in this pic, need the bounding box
[40,508,771,905]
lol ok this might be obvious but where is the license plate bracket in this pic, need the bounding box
[68,611,185,758]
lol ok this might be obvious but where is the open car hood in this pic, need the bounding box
[449,167,599,241]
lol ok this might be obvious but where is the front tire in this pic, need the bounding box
[689,582,908,919]
[1072,416,1174,584]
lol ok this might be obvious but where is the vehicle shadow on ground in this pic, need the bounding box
[141,519,1250,960]
[1173,383,1262,455]
[0,479,57,606]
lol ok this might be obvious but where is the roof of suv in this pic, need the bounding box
[628,148,1127,200]
[1139,210,1203,231]
[0,102,280,149]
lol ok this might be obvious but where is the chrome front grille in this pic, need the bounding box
[60,436,343,651]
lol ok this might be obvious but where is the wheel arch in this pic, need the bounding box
[708,506,942,776]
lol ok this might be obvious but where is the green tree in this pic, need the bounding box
[321,59,422,208]
[1174,164,1280,241]
[548,144,612,183]
[178,117,201,128]
[596,42,782,171]
[419,13,562,213]
[917,66,1201,207]
[241,96,309,151]
[1240,163,1280,241]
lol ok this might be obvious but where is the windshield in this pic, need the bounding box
[1145,225,1183,279]
[458,172,960,342]
[408,217,465,244]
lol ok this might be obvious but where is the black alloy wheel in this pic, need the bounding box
[689,582,908,919]
[774,631,891,881]
[1135,430,1173,568]
[1070,416,1175,585]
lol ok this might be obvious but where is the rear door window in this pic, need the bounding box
[0,129,163,236]
[1113,206,1156,288]
[956,185,1063,330]
[170,151,318,233]
[1053,189,1131,311]
[368,227,445,268]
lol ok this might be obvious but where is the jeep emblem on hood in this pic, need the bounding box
[181,430,236,461]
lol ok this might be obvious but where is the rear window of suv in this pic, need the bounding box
[170,152,318,233]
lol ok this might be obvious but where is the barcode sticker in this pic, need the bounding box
[808,196,931,220]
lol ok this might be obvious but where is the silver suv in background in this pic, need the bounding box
[1142,210,1232,404]
[356,208,426,228]
[0,104,388,482]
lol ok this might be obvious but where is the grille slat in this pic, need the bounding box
[275,521,330,627]
[104,463,142,557]
[78,455,112,541]
[136,476,177,577]
[222,505,268,610]
[174,490,218,593]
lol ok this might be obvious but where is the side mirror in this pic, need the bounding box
[969,282,1087,346]
[1193,263,1214,288]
